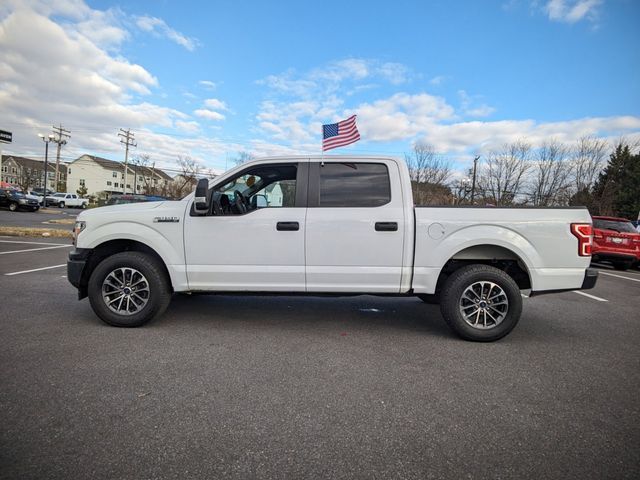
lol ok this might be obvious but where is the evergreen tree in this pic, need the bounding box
[591,143,638,218]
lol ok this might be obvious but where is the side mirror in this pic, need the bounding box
[193,178,210,214]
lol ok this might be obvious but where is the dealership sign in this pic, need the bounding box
[0,130,12,143]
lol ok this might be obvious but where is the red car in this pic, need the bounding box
[591,216,640,270]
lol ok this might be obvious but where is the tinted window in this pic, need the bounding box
[319,163,390,207]
[593,219,636,233]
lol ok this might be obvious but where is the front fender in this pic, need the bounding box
[79,221,184,267]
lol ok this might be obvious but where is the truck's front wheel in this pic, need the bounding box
[88,251,172,327]
[439,265,522,342]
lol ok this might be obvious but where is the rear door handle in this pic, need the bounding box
[375,222,398,232]
[277,221,299,231]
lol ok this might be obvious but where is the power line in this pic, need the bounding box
[118,128,136,194]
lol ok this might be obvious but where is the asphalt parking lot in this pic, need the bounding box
[0,237,638,480]
[0,208,77,229]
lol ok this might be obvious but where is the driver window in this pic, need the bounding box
[212,164,297,215]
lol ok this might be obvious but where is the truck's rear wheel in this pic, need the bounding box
[88,251,171,327]
[439,265,522,342]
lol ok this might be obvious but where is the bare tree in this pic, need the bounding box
[528,140,572,206]
[234,151,254,166]
[405,142,452,204]
[130,154,153,194]
[165,156,201,199]
[571,136,608,194]
[477,140,531,206]
[17,167,39,192]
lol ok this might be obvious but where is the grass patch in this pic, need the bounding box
[0,226,73,238]
[46,218,76,225]
[38,208,65,215]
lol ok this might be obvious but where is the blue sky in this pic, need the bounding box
[1,0,639,173]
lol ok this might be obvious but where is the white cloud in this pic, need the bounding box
[135,15,198,51]
[0,3,233,171]
[175,120,200,134]
[203,98,228,111]
[198,80,217,89]
[430,75,446,86]
[543,0,602,23]
[458,90,496,118]
[194,109,225,121]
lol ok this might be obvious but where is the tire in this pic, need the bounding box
[58,201,65,208]
[439,265,522,342]
[8,202,18,212]
[417,293,440,304]
[81,203,87,209]
[31,206,39,212]
[88,251,172,327]
[612,261,630,271]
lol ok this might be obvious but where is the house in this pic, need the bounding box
[1,155,67,191]
[66,155,172,197]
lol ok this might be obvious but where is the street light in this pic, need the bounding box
[38,133,54,205]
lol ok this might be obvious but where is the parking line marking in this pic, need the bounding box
[5,264,66,276]
[0,245,72,255]
[0,239,69,246]
[599,271,640,283]
[573,291,608,302]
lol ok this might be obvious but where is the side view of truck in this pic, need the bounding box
[67,156,597,341]
[49,192,89,209]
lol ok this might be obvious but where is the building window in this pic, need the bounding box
[79,179,85,187]
[112,171,117,178]
[114,182,119,188]
[107,181,112,186]
[126,184,131,189]
[11,167,16,174]
[68,169,71,175]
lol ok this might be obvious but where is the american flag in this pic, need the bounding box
[322,115,360,151]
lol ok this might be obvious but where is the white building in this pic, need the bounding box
[66,155,172,196]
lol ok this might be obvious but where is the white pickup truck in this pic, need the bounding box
[49,192,89,209]
[67,156,597,341]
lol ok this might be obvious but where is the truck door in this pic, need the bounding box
[305,160,406,293]
[184,162,308,291]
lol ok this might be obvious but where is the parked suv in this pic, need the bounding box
[0,188,40,212]
[591,216,640,270]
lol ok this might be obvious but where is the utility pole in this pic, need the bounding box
[118,128,136,194]
[470,155,480,204]
[51,124,71,192]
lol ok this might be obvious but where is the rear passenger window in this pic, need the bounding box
[319,163,391,207]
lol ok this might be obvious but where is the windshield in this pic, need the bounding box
[593,219,637,233]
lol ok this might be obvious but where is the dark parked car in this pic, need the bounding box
[0,188,40,212]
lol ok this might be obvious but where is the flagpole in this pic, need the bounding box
[320,123,324,166]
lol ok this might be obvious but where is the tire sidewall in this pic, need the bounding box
[88,252,169,327]
[441,266,523,342]
[58,202,65,208]
[9,202,17,211]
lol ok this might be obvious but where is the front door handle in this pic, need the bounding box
[375,222,398,232]
[277,221,299,231]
